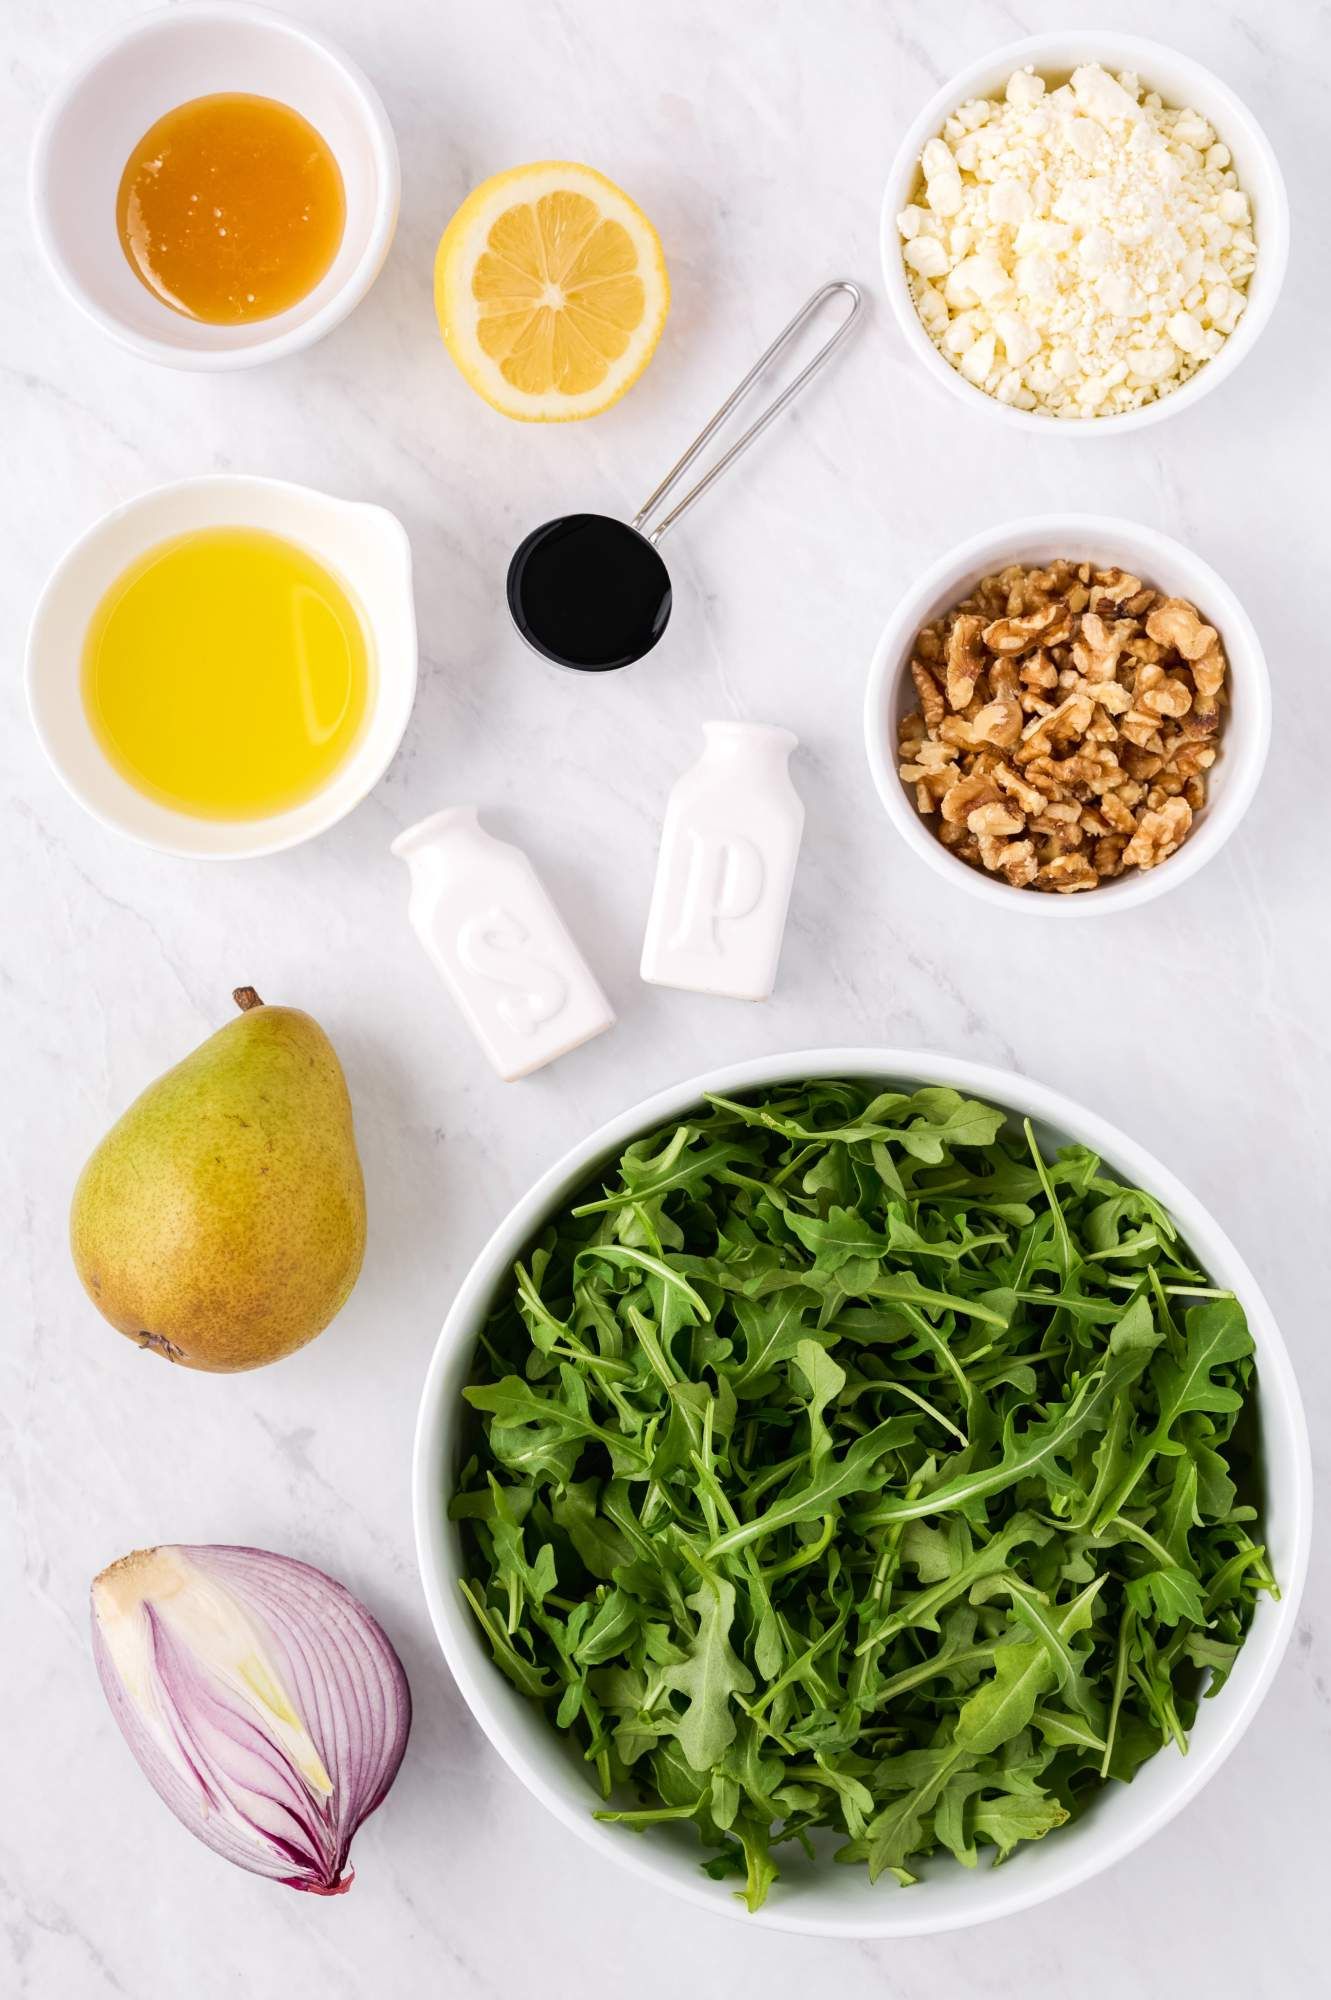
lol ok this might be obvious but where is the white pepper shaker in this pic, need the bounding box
[392,809,614,1080]
[641,721,804,1001]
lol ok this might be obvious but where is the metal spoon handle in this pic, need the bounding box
[631,280,862,546]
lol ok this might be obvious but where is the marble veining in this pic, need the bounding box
[2,1,1327,1995]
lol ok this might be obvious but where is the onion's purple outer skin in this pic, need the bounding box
[90,1544,412,1893]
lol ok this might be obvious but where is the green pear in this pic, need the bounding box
[71,988,366,1372]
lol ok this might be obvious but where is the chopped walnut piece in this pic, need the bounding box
[1085,677,1133,716]
[1122,741,1164,778]
[1120,710,1164,750]
[1090,568,1143,605]
[945,615,986,711]
[1039,853,1099,892]
[1032,801,1082,829]
[982,602,1073,656]
[1169,742,1217,780]
[1140,673,1193,720]
[1146,597,1218,662]
[989,657,1021,700]
[1052,694,1095,739]
[1020,756,1068,798]
[1020,650,1060,691]
[1185,639,1226,739]
[978,833,1039,886]
[939,771,1000,825]
[995,763,1047,815]
[899,736,957,778]
[1074,613,1134,681]
[968,799,1025,838]
[1100,791,1138,834]
[939,825,982,865]
[1123,797,1193,868]
[970,696,1024,749]
[938,714,975,749]
[910,659,946,731]
[897,559,1228,893]
[1191,643,1226,700]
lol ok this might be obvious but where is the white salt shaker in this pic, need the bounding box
[392,808,614,1080]
[641,721,804,1000]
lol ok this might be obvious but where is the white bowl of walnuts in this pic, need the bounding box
[863,515,1270,915]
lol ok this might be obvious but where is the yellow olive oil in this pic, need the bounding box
[82,527,372,821]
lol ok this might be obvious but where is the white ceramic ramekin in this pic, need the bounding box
[863,515,1270,917]
[413,1047,1310,1938]
[880,32,1290,435]
[26,474,417,860]
[30,3,399,369]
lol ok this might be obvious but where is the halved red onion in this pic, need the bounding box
[91,1545,411,1894]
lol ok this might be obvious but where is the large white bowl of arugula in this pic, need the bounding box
[413,1051,1310,1935]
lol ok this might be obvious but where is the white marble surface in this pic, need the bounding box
[3,1,1328,1994]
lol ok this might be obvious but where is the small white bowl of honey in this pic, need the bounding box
[26,476,417,860]
[31,4,399,368]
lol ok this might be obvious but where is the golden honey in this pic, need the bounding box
[82,528,372,821]
[116,94,345,324]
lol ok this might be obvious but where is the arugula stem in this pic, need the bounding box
[759,1514,835,1581]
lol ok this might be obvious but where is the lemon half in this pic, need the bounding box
[435,161,670,422]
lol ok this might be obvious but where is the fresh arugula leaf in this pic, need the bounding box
[972,1789,1068,1860]
[954,1579,1105,1754]
[1125,1567,1209,1628]
[658,1578,755,1772]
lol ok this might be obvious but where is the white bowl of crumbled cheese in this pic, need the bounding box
[881,34,1289,430]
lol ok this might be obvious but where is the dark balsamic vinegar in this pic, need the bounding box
[506,513,673,672]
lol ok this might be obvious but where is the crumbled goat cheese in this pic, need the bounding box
[898,63,1257,418]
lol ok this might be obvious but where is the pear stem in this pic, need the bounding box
[233,987,265,1013]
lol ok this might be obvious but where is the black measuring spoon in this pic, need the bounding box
[506,280,862,673]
